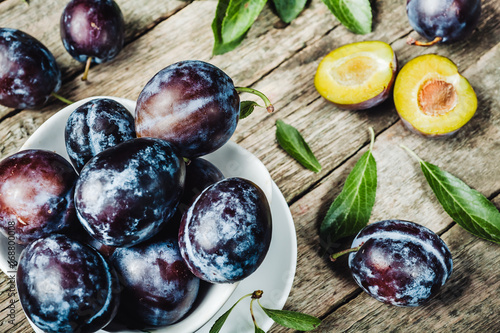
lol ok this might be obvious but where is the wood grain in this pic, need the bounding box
[0,0,499,332]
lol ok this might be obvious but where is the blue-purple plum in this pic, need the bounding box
[0,28,61,109]
[407,0,481,43]
[135,60,240,158]
[110,235,200,328]
[0,150,77,245]
[60,0,125,64]
[16,234,120,333]
[348,220,453,307]
[74,137,185,247]
[65,98,136,172]
[179,177,272,283]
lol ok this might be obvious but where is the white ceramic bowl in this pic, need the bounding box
[0,97,296,333]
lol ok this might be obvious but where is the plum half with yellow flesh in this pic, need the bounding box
[394,54,477,137]
[314,41,397,110]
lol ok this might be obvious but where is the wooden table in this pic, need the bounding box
[0,0,499,332]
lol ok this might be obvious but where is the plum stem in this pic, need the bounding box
[51,92,73,105]
[407,36,443,47]
[330,243,364,262]
[400,144,423,163]
[235,87,274,113]
[82,57,92,81]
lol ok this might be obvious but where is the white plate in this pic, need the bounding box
[1,96,297,333]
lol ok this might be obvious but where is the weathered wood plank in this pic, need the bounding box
[0,0,191,119]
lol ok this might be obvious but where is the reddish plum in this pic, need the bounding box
[0,150,77,245]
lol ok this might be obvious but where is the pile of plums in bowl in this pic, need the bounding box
[0,60,273,333]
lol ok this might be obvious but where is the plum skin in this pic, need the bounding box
[406,0,481,43]
[0,28,61,109]
[74,137,185,247]
[60,0,125,63]
[135,60,240,158]
[0,149,78,245]
[179,177,272,283]
[65,98,136,172]
[348,220,453,307]
[110,235,200,328]
[16,234,120,333]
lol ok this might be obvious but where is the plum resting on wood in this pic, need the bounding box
[346,220,453,307]
[0,28,61,109]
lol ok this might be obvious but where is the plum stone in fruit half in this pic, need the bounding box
[110,234,200,328]
[179,177,272,283]
[74,137,185,247]
[135,60,240,159]
[0,28,61,109]
[16,234,120,333]
[348,220,453,307]
[0,149,77,245]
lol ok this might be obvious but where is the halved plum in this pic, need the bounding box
[314,41,397,110]
[394,54,477,137]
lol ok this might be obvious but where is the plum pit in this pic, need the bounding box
[418,79,458,116]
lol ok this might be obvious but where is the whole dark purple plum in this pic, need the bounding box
[0,150,77,245]
[75,137,185,247]
[407,0,481,44]
[0,28,61,109]
[135,60,240,158]
[110,234,200,328]
[179,177,272,283]
[348,220,453,307]
[65,98,135,172]
[16,234,120,333]
[60,0,125,79]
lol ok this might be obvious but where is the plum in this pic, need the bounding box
[60,0,125,80]
[65,98,136,172]
[0,28,61,109]
[16,234,120,333]
[346,220,453,306]
[315,41,397,110]
[179,177,272,283]
[393,54,477,137]
[135,60,240,158]
[74,137,185,247]
[407,0,481,45]
[0,150,77,245]
[110,234,200,328]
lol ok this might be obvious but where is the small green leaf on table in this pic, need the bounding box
[402,146,500,244]
[259,303,322,331]
[276,119,322,173]
[320,128,377,247]
[272,0,308,23]
[212,0,249,55]
[321,0,372,34]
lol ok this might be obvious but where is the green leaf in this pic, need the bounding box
[240,100,261,119]
[260,306,321,331]
[210,293,253,333]
[404,148,500,244]
[212,0,249,55]
[320,128,377,246]
[254,326,265,333]
[271,0,307,23]
[276,119,322,173]
[321,0,372,34]
[221,0,267,44]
